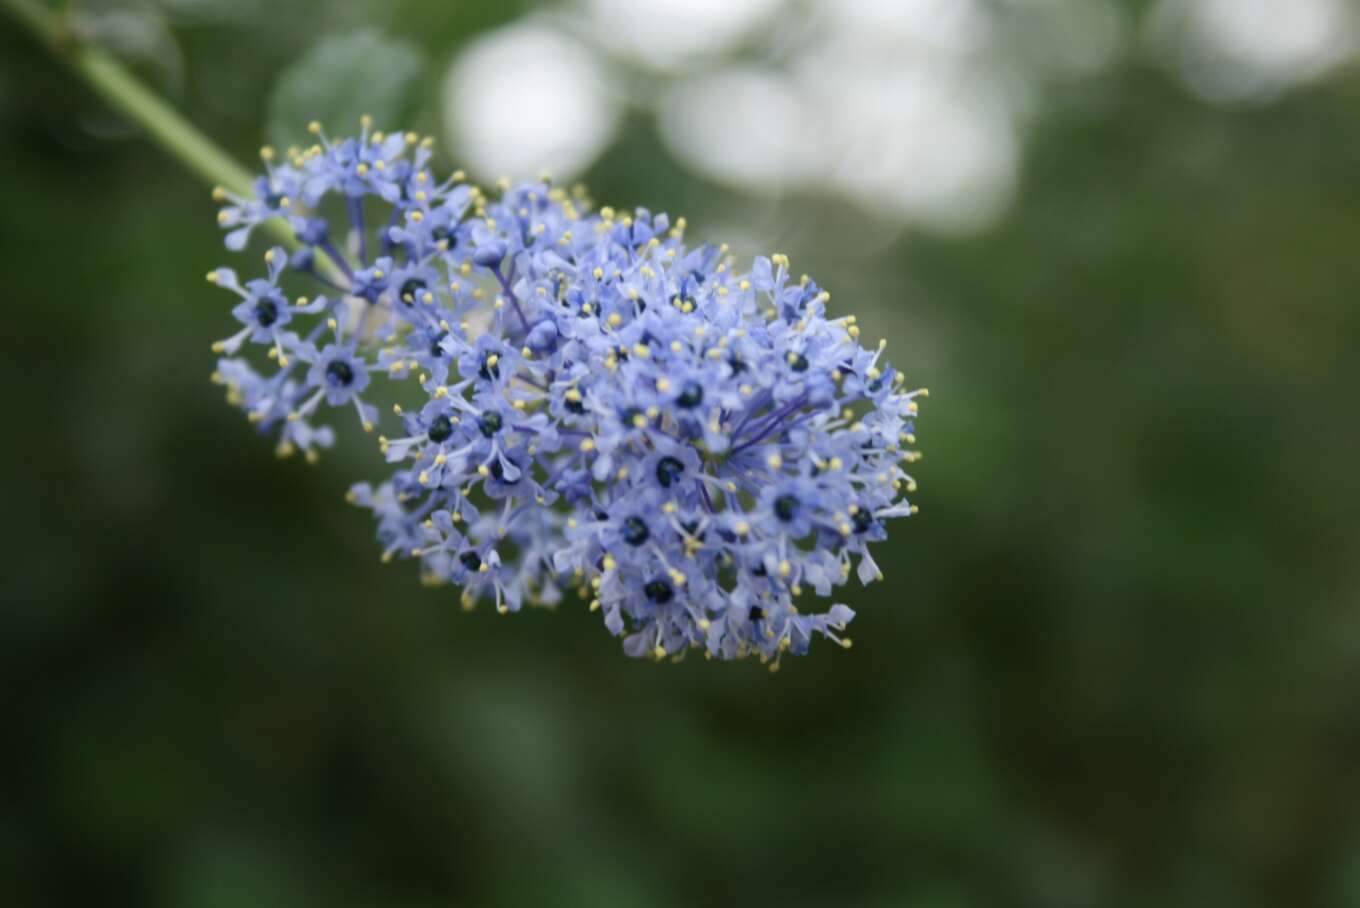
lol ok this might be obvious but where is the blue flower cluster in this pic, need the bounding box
[211,120,926,667]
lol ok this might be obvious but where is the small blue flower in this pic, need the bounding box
[307,342,370,406]
[210,121,928,668]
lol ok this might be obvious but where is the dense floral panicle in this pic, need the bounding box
[210,120,926,667]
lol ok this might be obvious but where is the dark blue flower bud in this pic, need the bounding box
[473,240,507,268]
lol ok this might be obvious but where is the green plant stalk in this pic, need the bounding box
[4,0,255,192]
[2,0,329,267]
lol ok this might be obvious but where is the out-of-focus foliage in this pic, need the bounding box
[2,1,1360,906]
[267,29,423,150]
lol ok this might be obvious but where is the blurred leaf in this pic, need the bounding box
[267,30,423,149]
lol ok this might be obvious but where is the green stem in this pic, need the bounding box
[4,0,255,195]
[2,0,332,271]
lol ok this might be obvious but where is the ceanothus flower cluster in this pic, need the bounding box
[209,119,926,669]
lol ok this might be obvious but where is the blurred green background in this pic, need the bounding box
[4,1,1360,905]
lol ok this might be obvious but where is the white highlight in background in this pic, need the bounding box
[658,68,820,194]
[443,23,620,180]
[581,0,783,71]
[806,58,1019,234]
[1147,0,1357,104]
